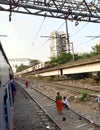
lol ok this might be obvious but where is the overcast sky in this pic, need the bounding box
[0,11,100,62]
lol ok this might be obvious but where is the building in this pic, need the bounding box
[50,31,67,57]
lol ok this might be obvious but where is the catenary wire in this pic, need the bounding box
[71,23,89,38]
[33,39,50,54]
[31,17,46,47]
[76,37,97,48]
[31,21,65,56]
[30,21,89,59]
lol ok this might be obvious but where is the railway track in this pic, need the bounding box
[31,79,100,97]
[14,82,61,130]
[52,81,100,96]
[16,80,100,130]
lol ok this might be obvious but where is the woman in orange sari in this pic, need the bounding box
[55,92,63,114]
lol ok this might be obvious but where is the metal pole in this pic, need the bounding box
[65,19,70,53]
[71,42,74,62]
[65,20,74,62]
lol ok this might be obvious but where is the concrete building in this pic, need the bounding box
[50,31,67,57]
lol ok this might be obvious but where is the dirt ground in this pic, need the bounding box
[32,79,100,125]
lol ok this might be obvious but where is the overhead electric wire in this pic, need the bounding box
[33,39,50,54]
[70,23,98,50]
[33,21,89,57]
[31,17,46,47]
[31,21,65,55]
[56,22,65,31]
[21,17,46,57]
[76,37,97,48]
[69,22,93,52]
[30,39,50,61]
[30,20,89,59]
[71,23,89,38]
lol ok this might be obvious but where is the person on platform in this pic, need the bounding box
[55,92,63,114]
[62,96,69,109]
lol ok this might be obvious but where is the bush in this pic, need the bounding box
[79,91,88,101]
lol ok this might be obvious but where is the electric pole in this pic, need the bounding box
[65,19,74,61]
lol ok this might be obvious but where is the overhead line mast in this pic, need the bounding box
[0,0,100,23]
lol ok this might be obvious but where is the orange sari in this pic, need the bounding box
[55,96,62,112]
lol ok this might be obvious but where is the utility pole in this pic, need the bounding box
[65,19,74,61]
[65,19,70,53]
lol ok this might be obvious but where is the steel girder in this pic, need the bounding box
[0,0,100,23]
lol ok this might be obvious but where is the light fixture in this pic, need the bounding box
[75,21,79,26]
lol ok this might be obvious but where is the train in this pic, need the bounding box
[0,43,14,130]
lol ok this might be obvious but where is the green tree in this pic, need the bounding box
[57,52,72,64]
[16,64,29,72]
[29,59,40,67]
[15,64,18,70]
[80,53,91,59]
[91,44,100,55]
[74,53,82,61]
[50,57,58,66]
[50,52,72,65]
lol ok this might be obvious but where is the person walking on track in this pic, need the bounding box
[25,80,29,88]
[55,92,63,114]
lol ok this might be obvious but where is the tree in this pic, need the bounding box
[57,52,72,64]
[50,57,58,66]
[50,52,72,65]
[74,53,81,61]
[80,53,91,59]
[91,44,100,55]
[15,64,18,69]
[29,59,40,67]
[16,64,29,72]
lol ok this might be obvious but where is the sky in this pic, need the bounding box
[0,11,100,64]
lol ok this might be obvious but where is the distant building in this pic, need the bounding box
[50,31,67,57]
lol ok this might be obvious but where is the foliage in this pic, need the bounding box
[15,64,18,69]
[74,53,81,61]
[79,53,92,59]
[73,44,100,62]
[79,91,88,101]
[50,52,72,65]
[50,43,100,66]
[91,44,100,55]
[70,73,92,80]
[16,64,29,72]
[50,57,58,66]
[93,71,100,83]
[97,71,100,77]
[29,59,40,67]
